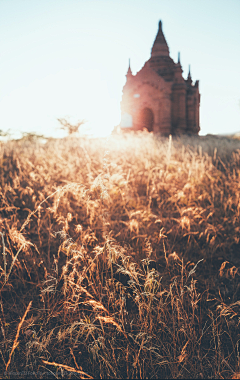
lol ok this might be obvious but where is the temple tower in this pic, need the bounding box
[120,21,200,135]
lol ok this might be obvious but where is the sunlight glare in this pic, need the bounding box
[0,67,121,139]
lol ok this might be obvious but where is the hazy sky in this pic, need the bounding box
[0,0,240,138]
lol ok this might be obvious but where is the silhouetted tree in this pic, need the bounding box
[57,117,86,136]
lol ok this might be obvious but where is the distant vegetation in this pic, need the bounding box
[57,117,87,136]
[1,131,240,379]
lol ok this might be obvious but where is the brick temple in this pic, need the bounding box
[120,21,200,135]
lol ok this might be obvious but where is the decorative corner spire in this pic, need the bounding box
[178,52,181,64]
[126,58,133,79]
[187,65,192,84]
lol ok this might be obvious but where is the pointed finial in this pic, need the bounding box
[187,65,192,84]
[159,20,162,30]
[126,58,133,79]
[178,52,181,64]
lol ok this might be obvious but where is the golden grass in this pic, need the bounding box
[0,131,240,378]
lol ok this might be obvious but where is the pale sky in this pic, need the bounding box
[0,0,240,138]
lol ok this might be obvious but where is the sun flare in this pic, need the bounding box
[1,67,121,139]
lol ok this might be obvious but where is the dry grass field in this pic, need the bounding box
[1,131,240,379]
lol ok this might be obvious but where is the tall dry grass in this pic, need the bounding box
[0,131,240,378]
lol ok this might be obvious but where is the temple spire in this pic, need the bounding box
[151,20,170,57]
[178,52,181,64]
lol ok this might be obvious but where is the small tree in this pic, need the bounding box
[19,132,47,142]
[0,129,11,138]
[57,117,86,136]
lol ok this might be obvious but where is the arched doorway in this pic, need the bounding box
[138,108,154,132]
